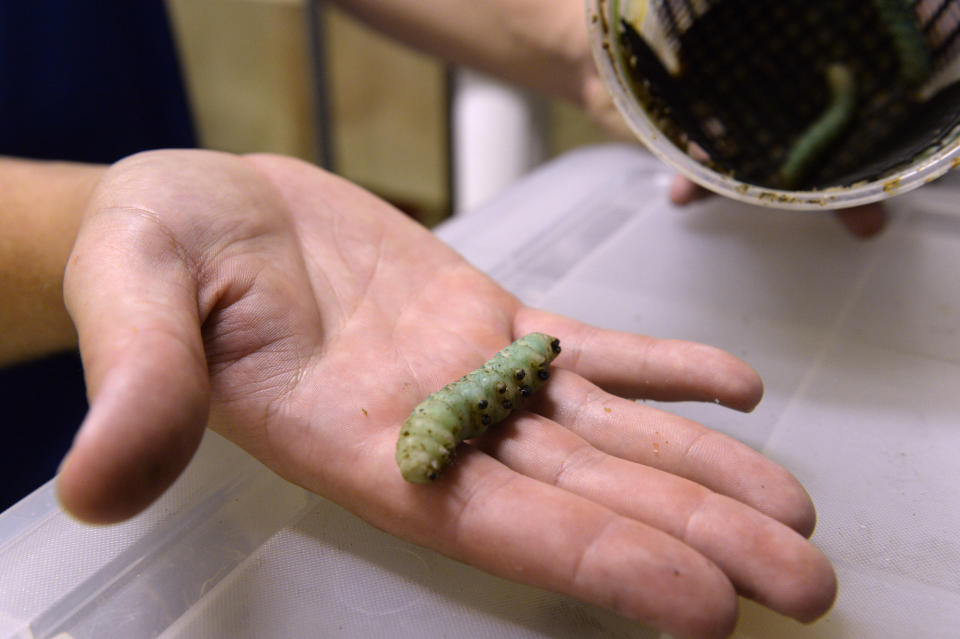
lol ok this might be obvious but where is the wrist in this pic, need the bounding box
[0,158,105,364]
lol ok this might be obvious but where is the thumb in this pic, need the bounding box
[58,207,210,524]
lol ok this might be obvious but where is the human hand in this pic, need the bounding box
[57,150,835,639]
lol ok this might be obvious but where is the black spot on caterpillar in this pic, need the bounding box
[395,332,560,484]
[778,64,857,190]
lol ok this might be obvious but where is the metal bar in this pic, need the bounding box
[305,0,334,170]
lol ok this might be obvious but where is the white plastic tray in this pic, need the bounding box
[3,145,959,638]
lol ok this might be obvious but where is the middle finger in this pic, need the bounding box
[531,369,817,536]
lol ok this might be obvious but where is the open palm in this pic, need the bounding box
[58,150,834,639]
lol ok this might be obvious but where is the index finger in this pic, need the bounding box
[514,309,764,412]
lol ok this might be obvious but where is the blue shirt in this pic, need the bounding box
[0,0,195,511]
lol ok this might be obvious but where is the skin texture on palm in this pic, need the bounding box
[56,150,835,639]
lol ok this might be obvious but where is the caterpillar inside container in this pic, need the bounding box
[588,0,960,207]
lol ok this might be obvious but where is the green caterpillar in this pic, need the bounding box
[778,63,857,190]
[778,1,931,190]
[396,332,561,484]
[872,0,932,86]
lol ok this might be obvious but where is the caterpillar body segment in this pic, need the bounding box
[779,0,932,191]
[778,63,857,189]
[872,0,932,85]
[396,333,560,484]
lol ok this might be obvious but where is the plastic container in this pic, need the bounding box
[586,0,960,209]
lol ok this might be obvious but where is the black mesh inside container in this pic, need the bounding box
[618,0,960,189]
